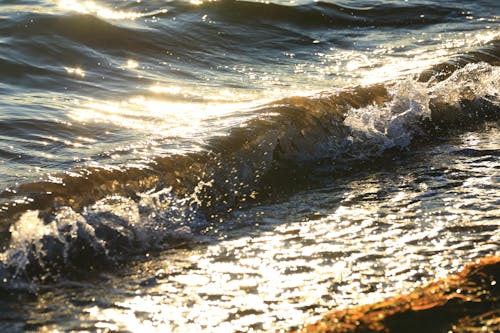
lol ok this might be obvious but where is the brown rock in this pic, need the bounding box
[295,256,499,333]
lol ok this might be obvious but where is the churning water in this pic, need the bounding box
[0,0,499,332]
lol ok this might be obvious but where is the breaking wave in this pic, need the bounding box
[0,43,499,289]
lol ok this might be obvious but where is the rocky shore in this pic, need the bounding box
[296,256,499,333]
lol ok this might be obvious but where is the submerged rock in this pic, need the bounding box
[296,256,499,333]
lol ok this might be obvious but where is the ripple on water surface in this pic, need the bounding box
[7,124,497,333]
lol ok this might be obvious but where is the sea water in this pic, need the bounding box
[0,0,499,332]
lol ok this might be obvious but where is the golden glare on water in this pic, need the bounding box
[0,0,497,331]
[126,59,139,69]
[67,90,262,141]
[189,0,218,5]
[360,30,500,85]
[59,0,143,20]
[75,171,495,333]
[64,66,85,77]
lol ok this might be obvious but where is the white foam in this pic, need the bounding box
[344,62,499,158]
[0,187,207,284]
[344,79,430,156]
[430,62,500,105]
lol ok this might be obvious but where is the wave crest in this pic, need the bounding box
[0,45,499,288]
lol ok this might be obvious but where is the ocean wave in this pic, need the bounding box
[0,42,498,287]
[0,0,474,81]
[180,0,464,28]
[419,39,500,82]
[1,1,467,50]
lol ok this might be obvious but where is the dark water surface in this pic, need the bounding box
[0,0,499,332]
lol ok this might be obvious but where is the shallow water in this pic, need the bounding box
[2,123,499,332]
[0,0,499,332]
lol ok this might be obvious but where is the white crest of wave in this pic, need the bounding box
[1,211,56,275]
[344,62,499,157]
[344,79,430,156]
[0,187,208,283]
[430,62,500,105]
